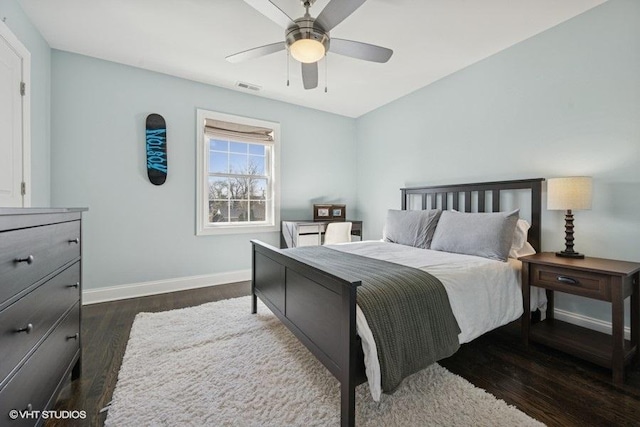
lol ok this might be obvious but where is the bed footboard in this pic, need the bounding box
[251,240,363,427]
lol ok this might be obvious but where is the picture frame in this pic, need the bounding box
[313,204,333,221]
[331,204,346,221]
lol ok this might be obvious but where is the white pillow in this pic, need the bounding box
[509,219,530,259]
[513,241,536,258]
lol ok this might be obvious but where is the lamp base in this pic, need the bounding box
[555,250,585,259]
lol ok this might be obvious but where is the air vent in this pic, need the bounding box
[235,81,261,92]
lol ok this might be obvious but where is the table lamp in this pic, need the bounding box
[547,177,592,258]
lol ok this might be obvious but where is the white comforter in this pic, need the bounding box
[327,241,547,401]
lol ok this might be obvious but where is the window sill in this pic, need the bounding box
[196,223,279,236]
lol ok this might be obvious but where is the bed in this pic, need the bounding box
[250,178,544,426]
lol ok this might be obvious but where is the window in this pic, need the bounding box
[196,110,280,235]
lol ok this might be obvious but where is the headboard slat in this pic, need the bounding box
[464,192,472,212]
[492,190,501,212]
[478,191,485,212]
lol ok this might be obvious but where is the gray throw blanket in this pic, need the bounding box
[286,246,460,392]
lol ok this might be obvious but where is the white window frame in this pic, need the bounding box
[196,109,280,236]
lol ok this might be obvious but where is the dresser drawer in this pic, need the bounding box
[0,262,80,385]
[530,264,611,301]
[0,221,80,305]
[0,303,80,427]
[298,224,325,234]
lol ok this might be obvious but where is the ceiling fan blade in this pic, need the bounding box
[316,0,367,32]
[301,62,318,90]
[243,0,295,29]
[226,42,285,63]
[331,38,393,63]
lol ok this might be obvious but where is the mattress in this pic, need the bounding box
[328,240,547,401]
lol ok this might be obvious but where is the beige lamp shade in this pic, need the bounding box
[547,177,593,210]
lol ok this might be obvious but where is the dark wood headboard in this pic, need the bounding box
[400,178,544,253]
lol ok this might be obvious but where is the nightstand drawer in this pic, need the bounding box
[530,264,611,300]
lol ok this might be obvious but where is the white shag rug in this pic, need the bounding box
[105,296,543,427]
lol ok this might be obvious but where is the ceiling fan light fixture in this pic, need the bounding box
[289,39,325,63]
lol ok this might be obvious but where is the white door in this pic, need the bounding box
[0,23,28,207]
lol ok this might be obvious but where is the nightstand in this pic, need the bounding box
[521,252,640,384]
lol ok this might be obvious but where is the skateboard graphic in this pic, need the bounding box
[146,114,167,185]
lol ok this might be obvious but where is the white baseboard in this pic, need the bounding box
[554,308,631,340]
[82,270,251,305]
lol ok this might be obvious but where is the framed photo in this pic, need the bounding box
[313,204,333,221]
[331,204,346,221]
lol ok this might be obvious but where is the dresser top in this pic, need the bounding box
[0,208,87,231]
[0,207,87,216]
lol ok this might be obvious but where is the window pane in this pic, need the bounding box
[250,178,267,199]
[208,177,228,199]
[248,155,265,175]
[250,201,266,221]
[210,139,228,152]
[229,153,247,174]
[209,200,229,222]
[229,177,249,200]
[229,142,247,154]
[209,151,228,173]
[248,144,265,156]
[230,200,248,222]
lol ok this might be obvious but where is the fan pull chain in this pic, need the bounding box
[324,55,328,93]
[286,50,290,87]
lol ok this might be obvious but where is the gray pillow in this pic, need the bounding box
[383,209,442,249]
[430,210,519,261]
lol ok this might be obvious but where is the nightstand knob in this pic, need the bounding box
[557,275,579,285]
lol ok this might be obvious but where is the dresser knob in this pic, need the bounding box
[15,255,34,265]
[16,323,33,334]
[68,238,80,244]
[66,333,79,341]
[67,282,80,289]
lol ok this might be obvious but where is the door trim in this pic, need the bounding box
[0,19,31,207]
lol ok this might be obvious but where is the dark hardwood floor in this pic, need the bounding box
[48,282,640,426]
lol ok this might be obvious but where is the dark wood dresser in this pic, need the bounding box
[0,208,86,426]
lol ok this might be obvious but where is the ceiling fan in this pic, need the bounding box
[226,0,393,90]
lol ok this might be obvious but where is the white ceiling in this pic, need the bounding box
[19,0,606,118]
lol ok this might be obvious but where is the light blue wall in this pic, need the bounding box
[0,0,51,206]
[50,51,356,290]
[355,0,640,324]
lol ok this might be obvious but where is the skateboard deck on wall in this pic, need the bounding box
[146,113,167,185]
